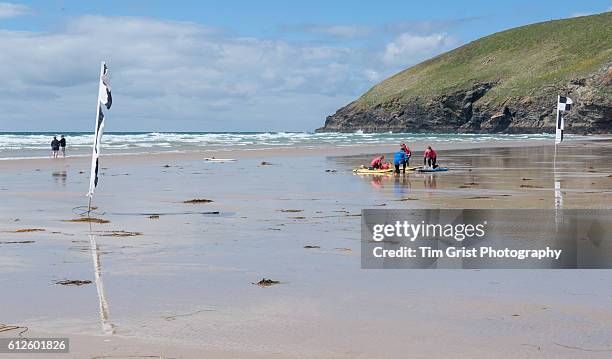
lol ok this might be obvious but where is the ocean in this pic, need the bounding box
[0,131,578,159]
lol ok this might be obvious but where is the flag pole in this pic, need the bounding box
[87,61,106,216]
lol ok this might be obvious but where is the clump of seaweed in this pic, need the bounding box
[0,324,28,335]
[253,278,280,287]
[183,199,214,204]
[97,231,143,237]
[63,218,110,224]
[520,184,543,188]
[11,228,45,233]
[55,280,92,286]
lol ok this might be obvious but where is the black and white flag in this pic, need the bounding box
[555,95,572,144]
[88,62,112,198]
[557,96,573,112]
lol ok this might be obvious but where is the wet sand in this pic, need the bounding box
[1,139,611,358]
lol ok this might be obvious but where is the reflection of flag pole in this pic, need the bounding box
[554,95,572,221]
[89,232,115,335]
[554,145,562,212]
[87,61,113,214]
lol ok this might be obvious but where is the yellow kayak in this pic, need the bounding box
[353,167,394,174]
[353,166,420,174]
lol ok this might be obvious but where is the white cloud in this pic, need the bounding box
[0,16,371,131]
[298,24,375,38]
[384,18,481,35]
[364,69,380,82]
[570,12,593,18]
[0,16,465,131]
[382,32,458,66]
[571,6,612,17]
[0,2,28,18]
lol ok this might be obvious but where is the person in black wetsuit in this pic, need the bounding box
[51,136,60,159]
[59,135,66,157]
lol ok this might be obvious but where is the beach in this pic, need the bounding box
[1,137,612,358]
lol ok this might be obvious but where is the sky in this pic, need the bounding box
[0,0,610,132]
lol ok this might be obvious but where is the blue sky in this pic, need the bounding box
[0,1,610,131]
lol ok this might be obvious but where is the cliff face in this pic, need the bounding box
[319,65,611,133]
[317,13,612,134]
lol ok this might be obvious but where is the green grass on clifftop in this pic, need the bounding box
[360,12,612,107]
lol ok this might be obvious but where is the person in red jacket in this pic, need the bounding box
[423,146,437,168]
[401,143,411,165]
[370,154,385,169]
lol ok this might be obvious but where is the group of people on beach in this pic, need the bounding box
[370,144,438,174]
[51,135,67,159]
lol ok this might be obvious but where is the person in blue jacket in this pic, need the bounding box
[393,147,408,174]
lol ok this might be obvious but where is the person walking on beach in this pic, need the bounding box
[59,135,66,157]
[51,136,60,159]
[424,146,437,168]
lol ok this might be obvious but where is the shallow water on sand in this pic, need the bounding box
[0,131,593,159]
[0,141,611,357]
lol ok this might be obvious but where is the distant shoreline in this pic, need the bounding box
[2,137,610,170]
[0,132,609,162]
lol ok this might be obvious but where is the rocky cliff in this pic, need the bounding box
[317,13,612,134]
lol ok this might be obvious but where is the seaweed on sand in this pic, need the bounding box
[183,199,214,204]
[55,279,92,286]
[253,278,281,287]
[10,228,45,233]
[63,217,110,224]
[97,231,143,237]
[0,324,28,335]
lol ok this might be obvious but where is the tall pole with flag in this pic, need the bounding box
[555,95,572,145]
[87,62,113,213]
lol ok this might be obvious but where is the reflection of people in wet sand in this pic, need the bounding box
[52,171,67,186]
[393,175,411,196]
[424,174,437,190]
[370,175,384,189]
